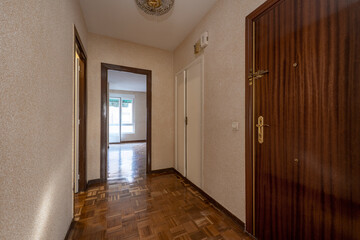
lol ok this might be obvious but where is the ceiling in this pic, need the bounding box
[108,70,147,92]
[79,0,218,50]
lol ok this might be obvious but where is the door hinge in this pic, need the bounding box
[185,117,188,125]
[78,119,80,125]
[248,69,269,85]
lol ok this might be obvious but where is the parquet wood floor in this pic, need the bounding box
[69,143,252,240]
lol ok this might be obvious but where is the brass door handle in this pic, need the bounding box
[256,116,269,144]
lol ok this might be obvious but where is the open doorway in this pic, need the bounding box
[108,70,147,180]
[101,63,152,181]
[73,27,87,220]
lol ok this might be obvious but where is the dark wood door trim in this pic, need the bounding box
[74,26,87,192]
[101,63,152,180]
[245,0,281,235]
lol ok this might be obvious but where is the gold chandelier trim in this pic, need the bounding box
[135,0,175,16]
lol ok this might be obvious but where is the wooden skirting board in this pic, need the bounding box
[109,140,146,144]
[151,168,246,230]
[121,140,146,144]
[86,168,246,229]
[70,168,247,239]
[86,178,105,189]
[149,168,174,175]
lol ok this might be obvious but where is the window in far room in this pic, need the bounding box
[109,98,121,142]
[121,98,134,134]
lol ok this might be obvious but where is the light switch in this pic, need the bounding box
[232,122,239,131]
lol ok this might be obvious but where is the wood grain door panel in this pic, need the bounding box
[254,0,298,238]
[253,0,360,239]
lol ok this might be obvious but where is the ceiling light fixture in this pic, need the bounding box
[135,0,174,16]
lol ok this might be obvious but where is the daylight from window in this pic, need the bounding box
[121,99,134,133]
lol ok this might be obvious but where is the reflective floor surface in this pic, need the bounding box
[69,143,251,239]
[108,143,146,181]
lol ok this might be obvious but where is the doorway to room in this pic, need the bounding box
[107,70,147,180]
[101,63,152,181]
[73,27,87,220]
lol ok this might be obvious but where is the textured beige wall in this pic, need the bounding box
[174,0,265,222]
[0,0,87,240]
[109,90,147,141]
[87,33,174,180]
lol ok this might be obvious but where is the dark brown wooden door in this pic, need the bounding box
[78,55,87,191]
[253,0,360,239]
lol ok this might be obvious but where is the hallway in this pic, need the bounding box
[3,0,359,239]
[68,143,251,239]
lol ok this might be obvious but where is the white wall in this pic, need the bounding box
[174,0,266,223]
[109,90,147,142]
[0,0,88,239]
[87,33,174,180]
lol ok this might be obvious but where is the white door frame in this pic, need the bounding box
[174,55,204,188]
[175,71,186,176]
[72,48,80,218]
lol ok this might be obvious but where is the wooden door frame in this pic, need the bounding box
[100,63,152,180]
[245,0,282,235]
[74,27,87,192]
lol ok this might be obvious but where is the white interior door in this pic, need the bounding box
[186,61,202,188]
[176,71,186,176]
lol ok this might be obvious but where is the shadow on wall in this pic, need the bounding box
[31,161,68,239]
